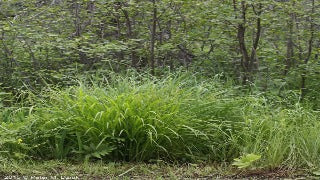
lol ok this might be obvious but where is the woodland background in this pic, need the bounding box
[0,0,319,104]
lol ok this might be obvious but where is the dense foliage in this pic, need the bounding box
[1,73,320,169]
[0,0,320,172]
[0,0,319,104]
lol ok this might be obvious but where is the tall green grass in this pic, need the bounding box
[1,73,320,169]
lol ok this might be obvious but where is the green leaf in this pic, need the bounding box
[312,170,320,176]
[232,153,261,169]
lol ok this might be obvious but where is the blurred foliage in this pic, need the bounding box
[0,0,319,106]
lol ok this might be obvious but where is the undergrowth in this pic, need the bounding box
[0,72,320,169]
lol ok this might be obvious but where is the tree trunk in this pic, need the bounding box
[284,2,295,76]
[150,0,157,75]
[300,0,315,101]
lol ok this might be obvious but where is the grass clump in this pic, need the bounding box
[1,74,210,162]
[1,73,320,170]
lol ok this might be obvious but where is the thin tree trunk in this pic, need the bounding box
[300,0,315,101]
[250,3,262,72]
[234,1,262,85]
[73,0,87,65]
[122,6,138,68]
[150,0,157,75]
[284,9,295,76]
[236,1,250,84]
